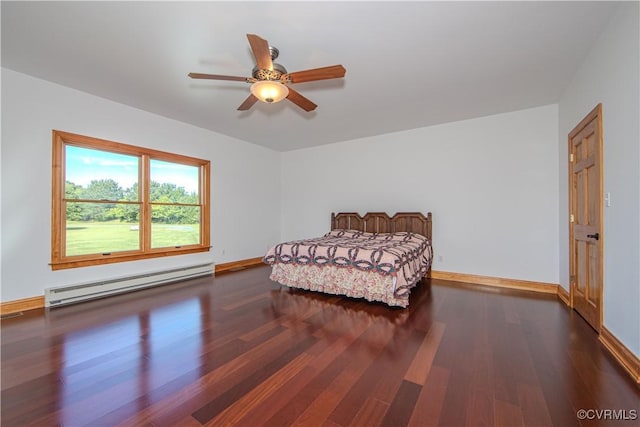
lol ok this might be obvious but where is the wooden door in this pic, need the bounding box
[569,104,603,332]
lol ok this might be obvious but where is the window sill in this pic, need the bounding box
[50,246,211,270]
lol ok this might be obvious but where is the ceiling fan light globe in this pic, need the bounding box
[250,80,289,104]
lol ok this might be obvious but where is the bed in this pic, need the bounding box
[263,212,433,307]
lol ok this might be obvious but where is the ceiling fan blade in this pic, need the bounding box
[286,88,317,112]
[188,72,249,82]
[237,94,259,111]
[285,65,346,84]
[247,34,273,70]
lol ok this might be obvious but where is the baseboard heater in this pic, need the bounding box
[45,263,214,308]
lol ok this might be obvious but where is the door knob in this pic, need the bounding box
[587,232,600,240]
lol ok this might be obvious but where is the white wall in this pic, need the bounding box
[280,104,559,285]
[1,69,281,302]
[558,2,640,356]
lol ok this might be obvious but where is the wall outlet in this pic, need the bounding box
[437,255,443,262]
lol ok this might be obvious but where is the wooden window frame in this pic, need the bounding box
[51,130,210,270]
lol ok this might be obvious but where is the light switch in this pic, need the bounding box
[604,192,611,207]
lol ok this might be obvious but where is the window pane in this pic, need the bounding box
[151,206,201,248]
[150,159,199,203]
[66,202,141,256]
[65,145,139,201]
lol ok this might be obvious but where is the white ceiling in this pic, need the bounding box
[1,1,617,152]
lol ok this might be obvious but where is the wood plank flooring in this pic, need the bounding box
[1,265,638,426]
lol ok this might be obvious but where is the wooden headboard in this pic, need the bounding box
[331,212,432,241]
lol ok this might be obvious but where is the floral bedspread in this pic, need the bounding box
[263,230,433,307]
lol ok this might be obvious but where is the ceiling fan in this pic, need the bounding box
[188,34,346,112]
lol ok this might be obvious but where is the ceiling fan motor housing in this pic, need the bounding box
[252,62,288,81]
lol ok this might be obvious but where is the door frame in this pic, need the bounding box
[568,103,604,332]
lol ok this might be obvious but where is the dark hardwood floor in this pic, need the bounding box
[1,265,638,426]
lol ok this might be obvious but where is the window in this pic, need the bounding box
[51,130,210,270]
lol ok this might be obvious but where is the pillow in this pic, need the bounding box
[324,229,369,239]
